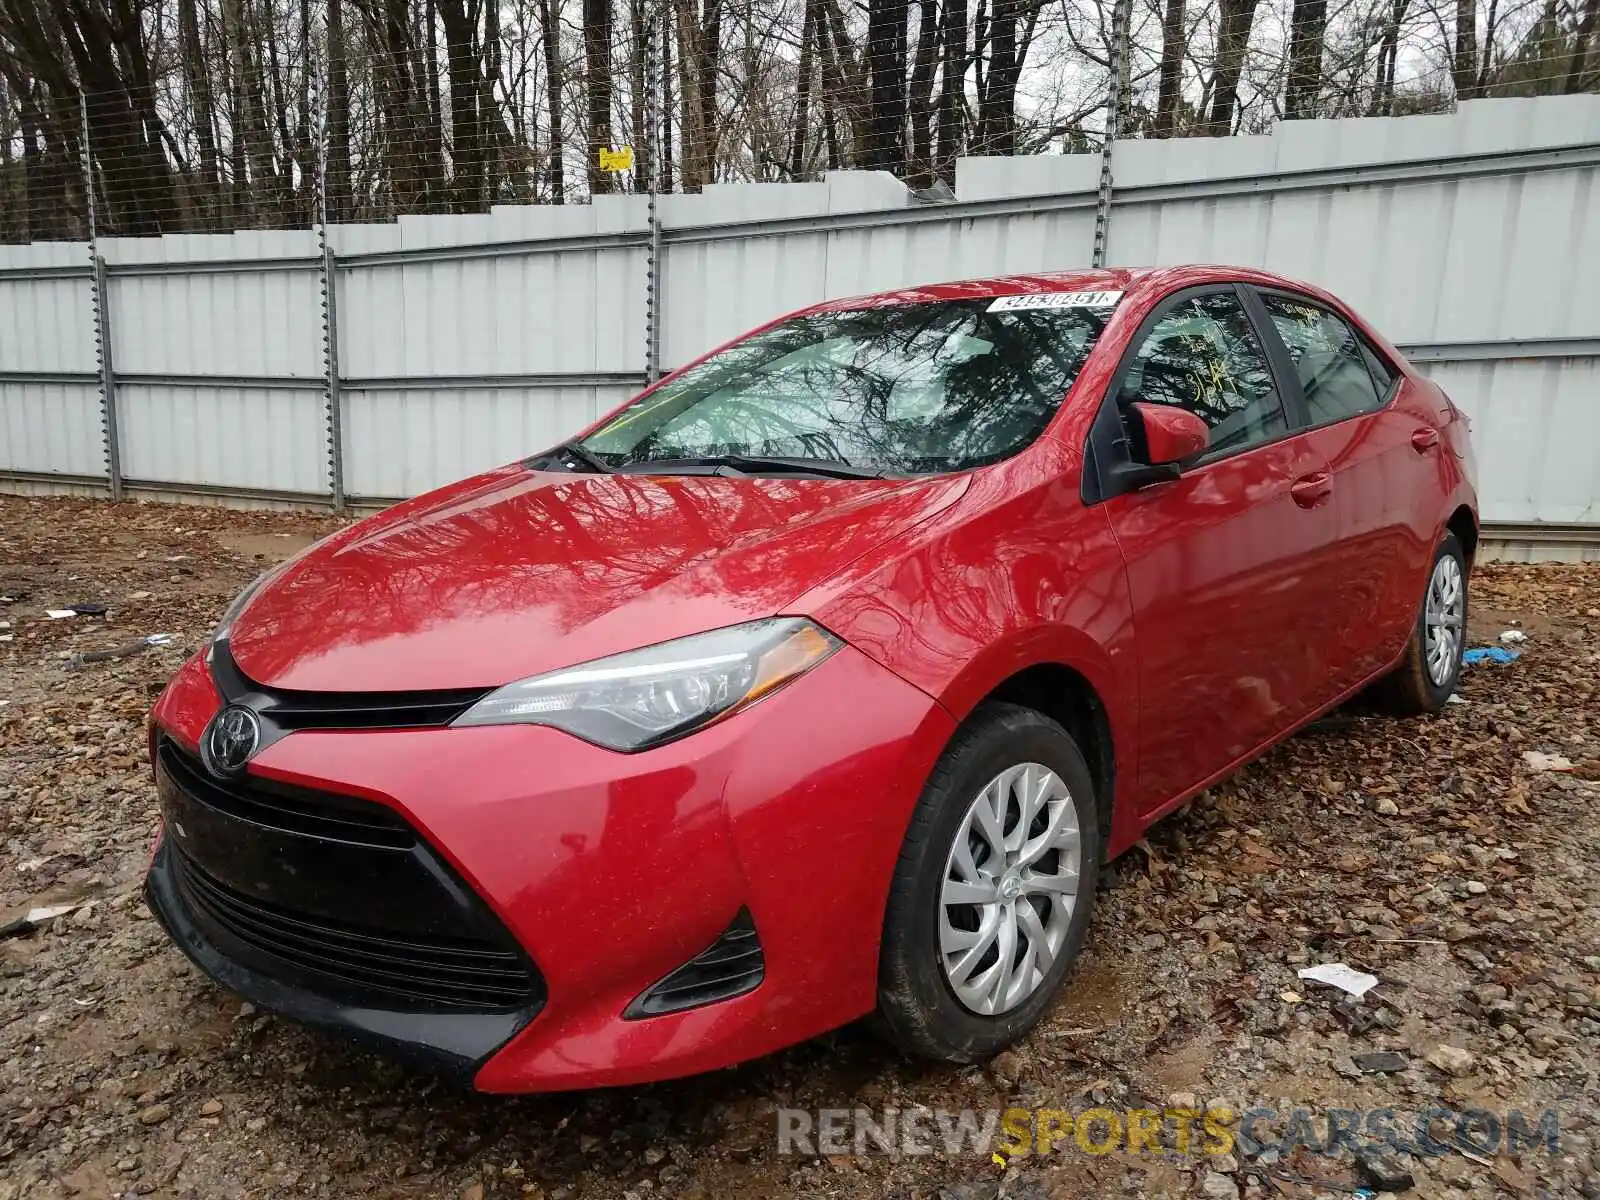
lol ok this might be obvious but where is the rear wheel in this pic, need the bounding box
[876,703,1101,1063]
[1374,531,1468,714]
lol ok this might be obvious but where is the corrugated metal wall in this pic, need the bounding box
[0,241,101,479]
[1423,357,1599,524]
[342,383,639,498]
[99,231,329,496]
[1,95,1597,536]
[330,204,647,497]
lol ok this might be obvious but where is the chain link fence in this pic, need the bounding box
[4,0,1597,245]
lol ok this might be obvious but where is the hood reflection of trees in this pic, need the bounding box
[231,470,954,679]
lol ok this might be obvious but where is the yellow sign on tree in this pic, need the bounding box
[598,146,635,173]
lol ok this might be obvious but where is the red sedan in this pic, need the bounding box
[144,265,1478,1092]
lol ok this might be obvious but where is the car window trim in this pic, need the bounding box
[1359,342,1402,401]
[1081,282,1299,505]
[1236,285,1312,429]
[1246,285,1403,434]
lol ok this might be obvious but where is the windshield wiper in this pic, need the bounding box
[547,441,614,474]
[617,454,897,479]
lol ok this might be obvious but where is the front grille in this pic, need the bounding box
[210,642,491,732]
[155,734,545,1017]
[159,737,413,849]
[261,688,491,730]
[625,909,765,1018]
[170,848,538,1010]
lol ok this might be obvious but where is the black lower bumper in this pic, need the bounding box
[145,839,532,1084]
[144,732,546,1084]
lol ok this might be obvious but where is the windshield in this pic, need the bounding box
[578,297,1115,476]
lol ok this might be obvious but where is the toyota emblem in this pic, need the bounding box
[204,704,261,775]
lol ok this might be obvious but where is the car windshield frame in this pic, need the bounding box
[575,296,1118,477]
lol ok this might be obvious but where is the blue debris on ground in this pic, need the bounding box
[1463,645,1520,666]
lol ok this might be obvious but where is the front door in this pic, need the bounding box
[1094,287,1341,817]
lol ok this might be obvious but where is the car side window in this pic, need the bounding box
[1360,343,1397,393]
[1117,291,1286,457]
[1260,294,1389,424]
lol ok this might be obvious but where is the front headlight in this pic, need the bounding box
[451,618,842,751]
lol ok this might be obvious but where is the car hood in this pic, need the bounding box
[227,464,969,691]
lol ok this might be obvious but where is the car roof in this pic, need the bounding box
[805,264,1330,314]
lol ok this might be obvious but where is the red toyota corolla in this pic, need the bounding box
[144,265,1477,1092]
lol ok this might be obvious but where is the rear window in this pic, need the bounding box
[1260,295,1391,425]
[581,298,1115,475]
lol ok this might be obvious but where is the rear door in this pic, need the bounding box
[1088,285,1343,818]
[1246,289,1440,692]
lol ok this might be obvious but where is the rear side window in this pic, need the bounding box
[1361,343,1397,392]
[1260,295,1389,424]
[1117,291,1287,457]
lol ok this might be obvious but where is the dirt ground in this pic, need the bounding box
[1,493,1597,1200]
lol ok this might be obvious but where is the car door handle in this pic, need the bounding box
[1411,427,1440,452]
[1290,472,1333,508]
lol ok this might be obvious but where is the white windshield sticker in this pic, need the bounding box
[987,290,1123,313]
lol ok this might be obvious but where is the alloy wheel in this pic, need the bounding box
[1424,554,1465,687]
[938,763,1082,1016]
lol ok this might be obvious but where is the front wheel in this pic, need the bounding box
[1373,531,1469,714]
[875,703,1101,1063]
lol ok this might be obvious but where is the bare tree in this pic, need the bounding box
[863,0,908,170]
[1154,0,1187,133]
[325,0,353,216]
[789,0,817,175]
[629,0,649,186]
[1565,0,1598,90]
[906,0,940,181]
[817,0,867,163]
[178,0,223,216]
[977,0,1019,152]
[537,0,563,199]
[672,0,721,188]
[437,0,486,208]
[583,0,614,193]
[1453,0,1482,96]
[1207,0,1260,133]
[659,4,675,185]
[4,0,1596,243]
[1285,0,1328,116]
[936,0,967,177]
[1371,0,1413,113]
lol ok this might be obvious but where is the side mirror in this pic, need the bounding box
[1130,402,1209,466]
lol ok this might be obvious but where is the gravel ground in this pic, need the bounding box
[2,493,1598,1200]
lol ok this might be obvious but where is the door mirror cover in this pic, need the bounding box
[1131,402,1209,466]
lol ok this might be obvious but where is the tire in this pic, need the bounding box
[1373,531,1469,715]
[876,702,1101,1063]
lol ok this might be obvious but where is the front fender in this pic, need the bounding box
[801,446,1139,846]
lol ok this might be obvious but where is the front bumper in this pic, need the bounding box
[145,837,535,1083]
[145,643,954,1092]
